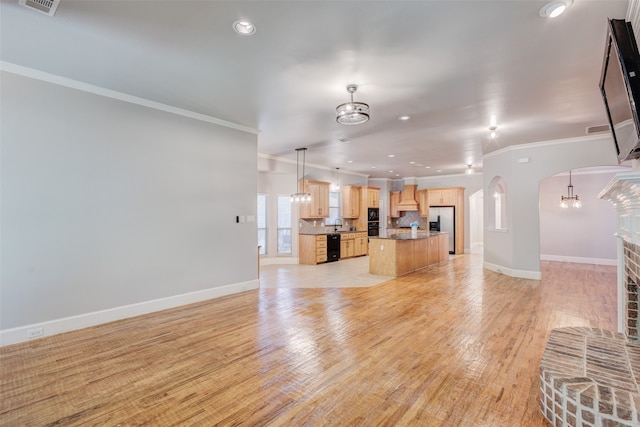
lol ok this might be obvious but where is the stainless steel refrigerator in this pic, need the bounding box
[429,206,455,254]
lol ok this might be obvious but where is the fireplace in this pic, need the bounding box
[537,172,640,427]
[624,241,640,340]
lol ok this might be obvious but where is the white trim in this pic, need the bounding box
[483,262,542,280]
[540,254,617,266]
[486,227,509,233]
[0,279,259,347]
[0,61,259,135]
[483,134,609,160]
[260,257,299,266]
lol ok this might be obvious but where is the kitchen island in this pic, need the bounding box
[368,232,448,277]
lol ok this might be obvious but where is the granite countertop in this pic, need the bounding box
[371,231,444,240]
[300,230,365,235]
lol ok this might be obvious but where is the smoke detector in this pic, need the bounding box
[19,0,60,16]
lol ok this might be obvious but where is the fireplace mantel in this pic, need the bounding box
[599,172,640,246]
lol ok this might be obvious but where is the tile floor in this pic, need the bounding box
[259,256,393,289]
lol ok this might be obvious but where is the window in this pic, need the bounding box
[325,191,341,225]
[277,196,292,254]
[257,194,267,255]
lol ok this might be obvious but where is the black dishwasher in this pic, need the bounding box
[326,234,341,262]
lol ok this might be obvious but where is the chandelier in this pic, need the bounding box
[331,167,341,192]
[560,170,582,208]
[291,148,312,203]
[336,84,370,125]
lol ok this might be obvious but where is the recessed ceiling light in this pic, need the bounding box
[233,20,256,35]
[371,166,376,169]
[347,160,353,163]
[425,166,431,169]
[389,170,394,173]
[388,154,395,158]
[539,0,572,18]
[437,170,442,173]
[398,115,411,121]
[395,174,400,177]
[409,161,416,164]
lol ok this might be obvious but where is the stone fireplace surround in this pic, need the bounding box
[539,173,640,427]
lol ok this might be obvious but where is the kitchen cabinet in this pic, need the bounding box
[299,180,330,219]
[366,187,380,208]
[340,231,368,259]
[368,233,449,277]
[428,188,458,206]
[299,234,327,265]
[438,233,449,263]
[340,233,355,259]
[355,186,380,232]
[390,191,401,218]
[417,189,429,217]
[354,232,368,256]
[427,187,464,255]
[341,186,361,219]
[427,235,439,266]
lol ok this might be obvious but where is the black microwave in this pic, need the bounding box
[368,208,379,221]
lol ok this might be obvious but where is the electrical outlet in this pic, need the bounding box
[27,328,43,340]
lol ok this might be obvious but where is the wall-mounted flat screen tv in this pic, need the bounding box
[600,18,640,162]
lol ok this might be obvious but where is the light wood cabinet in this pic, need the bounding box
[438,233,449,263]
[299,180,330,219]
[390,191,401,218]
[427,187,464,255]
[340,232,367,259]
[428,188,458,206]
[412,238,428,271]
[299,234,327,265]
[367,188,380,208]
[427,235,439,266]
[355,186,380,232]
[340,234,355,259]
[341,186,361,219]
[354,232,368,256]
[368,234,449,277]
[417,189,429,217]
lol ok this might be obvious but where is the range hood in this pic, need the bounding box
[397,184,420,211]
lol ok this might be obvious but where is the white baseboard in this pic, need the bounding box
[260,257,299,266]
[483,262,542,280]
[0,279,259,347]
[540,254,617,266]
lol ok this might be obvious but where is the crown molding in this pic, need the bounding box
[1,61,259,135]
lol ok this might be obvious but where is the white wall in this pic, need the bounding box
[483,136,620,278]
[539,170,621,264]
[1,71,258,343]
[469,190,484,250]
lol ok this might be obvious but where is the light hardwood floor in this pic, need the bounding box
[0,254,617,426]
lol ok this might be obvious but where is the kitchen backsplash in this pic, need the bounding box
[299,212,427,233]
[392,211,428,229]
[299,218,357,234]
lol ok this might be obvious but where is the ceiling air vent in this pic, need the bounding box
[585,124,610,134]
[19,0,60,16]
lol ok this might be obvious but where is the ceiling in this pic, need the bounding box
[0,0,630,178]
